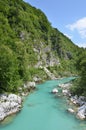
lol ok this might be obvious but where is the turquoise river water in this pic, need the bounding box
[0,77,86,130]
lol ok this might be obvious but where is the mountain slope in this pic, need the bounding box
[0,0,84,92]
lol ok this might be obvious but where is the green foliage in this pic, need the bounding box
[0,0,85,93]
[47,60,77,78]
[71,50,86,96]
[0,45,20,92]
[27,67,48,81]
[50,28,79,60]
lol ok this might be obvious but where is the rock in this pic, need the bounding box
[70,95,78,105]
[77,96,86,106]
[51,88,58,94]
[69,95,86,120]
[0,94,8,101]
[0,94,22,121]
[23,84,28,89]
[59,83,71,89]
[77,104,86,120]
[58,83,86,120]
[62,89,69,96]
[44,67,56,79]
[21,92,27,96]
[18,87,22,93]
[70,95,86,106]
[25,82,36,89]
[67,108,75,113]
[58,84,63,87]
[8,94,22,104]
[0,112,6,121]
[33,77,42,83]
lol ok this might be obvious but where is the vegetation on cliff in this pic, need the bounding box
[71,50,86,96]
[0,0,86,94]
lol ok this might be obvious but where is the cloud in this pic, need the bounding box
[66,17,86,38]
[64,33,73,39]
[76,43,86,48]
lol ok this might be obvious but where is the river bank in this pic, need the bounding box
[0,77,86,122]
[57,83,86,120]
[0,94,22,121]
[0,81,36,122]
[0,77,86,130]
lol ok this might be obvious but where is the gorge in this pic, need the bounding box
[0,0,86,129]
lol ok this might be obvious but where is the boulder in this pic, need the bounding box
[0,95,7,101]
[62,89,69,96]
[70,95,86,106]
[24,82,36,89]
[51,88,58,94]
[59,83,71,89]
[77,104,86,120]
[8,94,22,104]
[33,77,42,83]
[70,95,78,105]
[67,108,75,113]
[0,94,22,121]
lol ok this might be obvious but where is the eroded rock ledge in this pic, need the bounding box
[70,95,86,120]
[0,94,22,121]
[0,81,36,122]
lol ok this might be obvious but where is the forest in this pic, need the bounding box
[0,0,86,96]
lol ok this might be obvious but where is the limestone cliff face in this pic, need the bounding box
[33,41,60,68]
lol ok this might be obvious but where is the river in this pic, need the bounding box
[0,77,86,130]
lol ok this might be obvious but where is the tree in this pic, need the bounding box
[71,50,86,96]
[0,45,20,92]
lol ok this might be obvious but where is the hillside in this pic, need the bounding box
[0,0,84,93]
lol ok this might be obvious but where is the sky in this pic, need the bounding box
[24,0,86,48]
